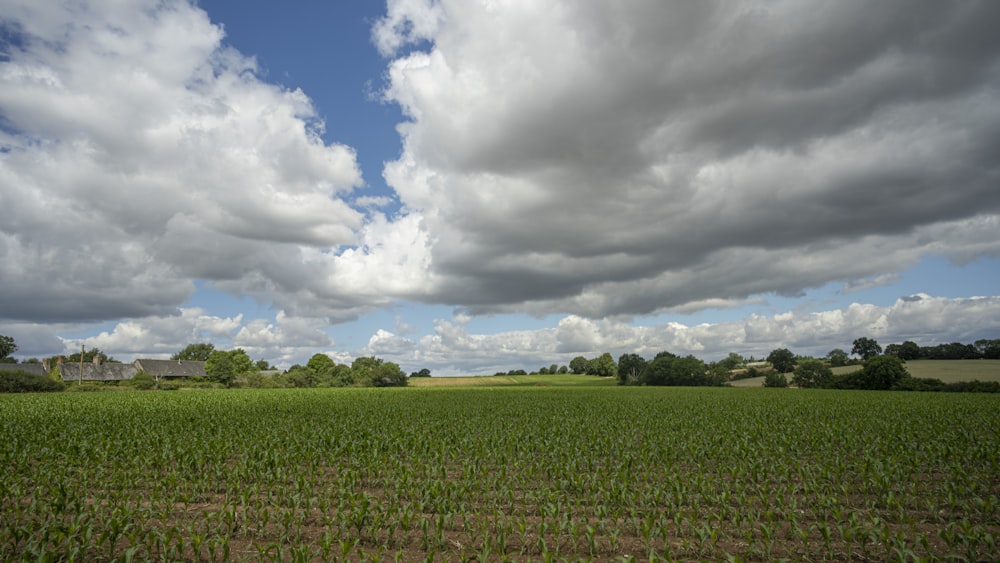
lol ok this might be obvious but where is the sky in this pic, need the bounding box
[1,0,999,375]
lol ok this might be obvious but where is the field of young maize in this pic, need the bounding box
[2,387,998,561]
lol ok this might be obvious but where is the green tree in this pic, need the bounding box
[975,339,1000,359]
[410,368,432,377]
[852,337,882,361]
[767,348,796,374]
[897,340,921,360]
[286,364,316,388]
[617,353,647,385]
[641,354,711,386]
[0,335,17,361]
[792,359,833,388]
[171,343,215,361]
[205,349,257,387]
[306,353,336,383]
[569,356,589,374]
[826,348,849,367]
[254,359,272,371]
[589,352,617,377]
[370,362,407,387]
[859,355,909,390]
[717,352,744,371]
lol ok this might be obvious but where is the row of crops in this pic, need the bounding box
[2,387,998,561]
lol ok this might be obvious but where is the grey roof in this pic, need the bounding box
[135,359,207,378]
[0,363,47,376]
[58,362,138,382]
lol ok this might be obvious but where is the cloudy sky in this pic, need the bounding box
[2,0,999,375]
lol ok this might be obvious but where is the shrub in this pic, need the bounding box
[0,370,65,393]
[892,377,945,392]
[859,355,909,390]
[131,371,156,390]
[763,372,788,388]
[941,380,1000,393]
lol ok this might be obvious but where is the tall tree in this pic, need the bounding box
[826,348,849,367]
[569,356,589,374]
[0,335,16,361]
[767,348,796,374]
[171,343,215,361]
[617,353,647,385]
[205,349,256,387]
[852,337,882,361]
[589,352,618,377]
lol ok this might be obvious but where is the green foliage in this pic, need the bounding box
[410,368,432,378]
[792,359,833,388]
[640,354,720,386]
[369,362,408,387]
[569,356,589,374]
[766,348,796,373]
[884,340,921,360]
[205,349,257,388]
[717,352,744,371]
[763,371,788,387]
[0,369,64,393]
[171,343,215,361]
[0,335,16,360]
[826,348,849,367]
[940,380,1000,393]
[860,355,909,390]
[975,339,1000,359]
[130,371,156,390]
[851,337,882,361]
[617,353,647,385]
[588,352,617,377]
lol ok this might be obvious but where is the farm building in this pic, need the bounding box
[44,357,207,382]
[0,363,47,377]
[52,357,139,382]
[134,359,208,379]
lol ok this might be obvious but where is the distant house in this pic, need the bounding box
[54,357,138,382]
[0,363,47,377]
[43,357,207,382]
[134,359,208,380]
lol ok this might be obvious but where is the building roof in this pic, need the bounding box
[0,363,47,376]
[57,362,138,382]
[135,359,207,378]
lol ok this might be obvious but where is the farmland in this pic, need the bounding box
[730,359,1000,388]
[2,387,999,561]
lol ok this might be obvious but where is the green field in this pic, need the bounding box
[2,387,999,561]
[732,359,1000,388]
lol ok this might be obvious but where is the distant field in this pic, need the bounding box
[735,359,1000,387]
[407,373,618,387]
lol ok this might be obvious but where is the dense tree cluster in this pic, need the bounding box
[884,339,1000,360]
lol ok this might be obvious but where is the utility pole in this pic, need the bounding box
[80,344,84,385]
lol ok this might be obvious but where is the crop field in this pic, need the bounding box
[732,359,1000,388]
[2,387,999,562]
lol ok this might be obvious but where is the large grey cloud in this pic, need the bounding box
[380,0,1000,316]
[0,0,366,323]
